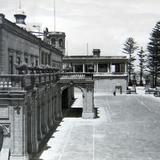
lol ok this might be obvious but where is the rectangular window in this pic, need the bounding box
[16,56,21,65]
[36,59,38,66]
[30,56,34,66]
[45,54,48,65]
[25,57,28,64]
[98,64,108,72]
[48,54,51,65]
[75,65,83,72]
[9,55,13,74]
[115,63,120,72]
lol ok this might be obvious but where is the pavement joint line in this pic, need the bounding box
[104,97,112,123]
[135,96,153,113]
[57,123,73,160]
[136,96,160,116]
[92,122,95,160]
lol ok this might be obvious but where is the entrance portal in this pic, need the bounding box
[62,87,83,117]
[60,83,95,119]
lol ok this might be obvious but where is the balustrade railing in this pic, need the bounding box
[0,73,59,90]
[59,72,93,80]
[0,72,93,90]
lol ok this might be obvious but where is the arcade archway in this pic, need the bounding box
[61,86,84,117]
[59,82,95,119]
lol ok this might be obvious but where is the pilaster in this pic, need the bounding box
[10,91,29,160]
[82,85,95,119]
[83,64,85,73]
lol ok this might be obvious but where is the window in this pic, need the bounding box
[115,63,120,72]
[9,55,13,74]
[41,52,45,65]
[75,65,83,72]
[16,56,21,65]
[51,38,56,45]
[85,64,94,72]
[112,63,121,73]
[30,56,34,66]
[98,64,108,72]
[48,54,51,65]
[45,54,48,65]
[59,39,63,47]
[25,57,28,64]
[36,59,38,66]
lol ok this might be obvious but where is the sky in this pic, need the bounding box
[1,0,160,56]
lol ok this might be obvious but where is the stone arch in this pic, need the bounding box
[59,82,95,119]
[51,38,56,45]
[61,83,85,97]
[59,39,63,47]
[61,84,84,112]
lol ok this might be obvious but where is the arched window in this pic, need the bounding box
[51,38,56,45]
[59,39,63,47]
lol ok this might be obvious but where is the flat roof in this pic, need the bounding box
[63,56,128,62]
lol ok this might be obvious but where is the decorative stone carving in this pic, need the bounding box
[0,124,10,136]
[14,105,21,114]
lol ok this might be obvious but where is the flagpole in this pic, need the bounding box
[54,0,56,31]
[19,0,21,9]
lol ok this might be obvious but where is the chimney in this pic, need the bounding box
[93,49,100,57]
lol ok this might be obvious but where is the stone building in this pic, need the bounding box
[63,49,128,94]
[0,12,67,160]
[0,12,95,160]
[0,12,65,74]
[0,8,128,160]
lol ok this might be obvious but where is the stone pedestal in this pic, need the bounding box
[82,85,95,119]
[82,112,95,119]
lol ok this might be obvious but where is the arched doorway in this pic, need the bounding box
[59,79,95,119]
[61,86,84,117]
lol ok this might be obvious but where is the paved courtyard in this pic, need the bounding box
[39,93,160,160]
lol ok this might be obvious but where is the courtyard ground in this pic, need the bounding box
[39,91,160,160]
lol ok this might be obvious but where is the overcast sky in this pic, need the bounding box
[1,0,160,56]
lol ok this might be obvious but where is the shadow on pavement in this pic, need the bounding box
[63,108,82,118]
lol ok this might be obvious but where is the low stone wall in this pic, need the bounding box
[94,75,127,94]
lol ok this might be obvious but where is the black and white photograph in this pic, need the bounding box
[0,0,160,159]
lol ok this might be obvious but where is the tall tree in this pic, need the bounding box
[147,21,160,87]
[123,37,138,86]
[137,47,146,86]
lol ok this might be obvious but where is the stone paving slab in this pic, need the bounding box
[39,94,160,160]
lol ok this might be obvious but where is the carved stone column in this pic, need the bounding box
[56,90,62,120]
[31,90,39,153]
[83,64,85,73]
[48,87,53,128]
[44,87,49,133]
[36,91,43,142]
[96,63,98,73]
[10,91,29,160]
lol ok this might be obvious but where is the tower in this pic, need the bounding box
[14,10,26,28]
[47,32,66,55]
[14,0,26,28]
